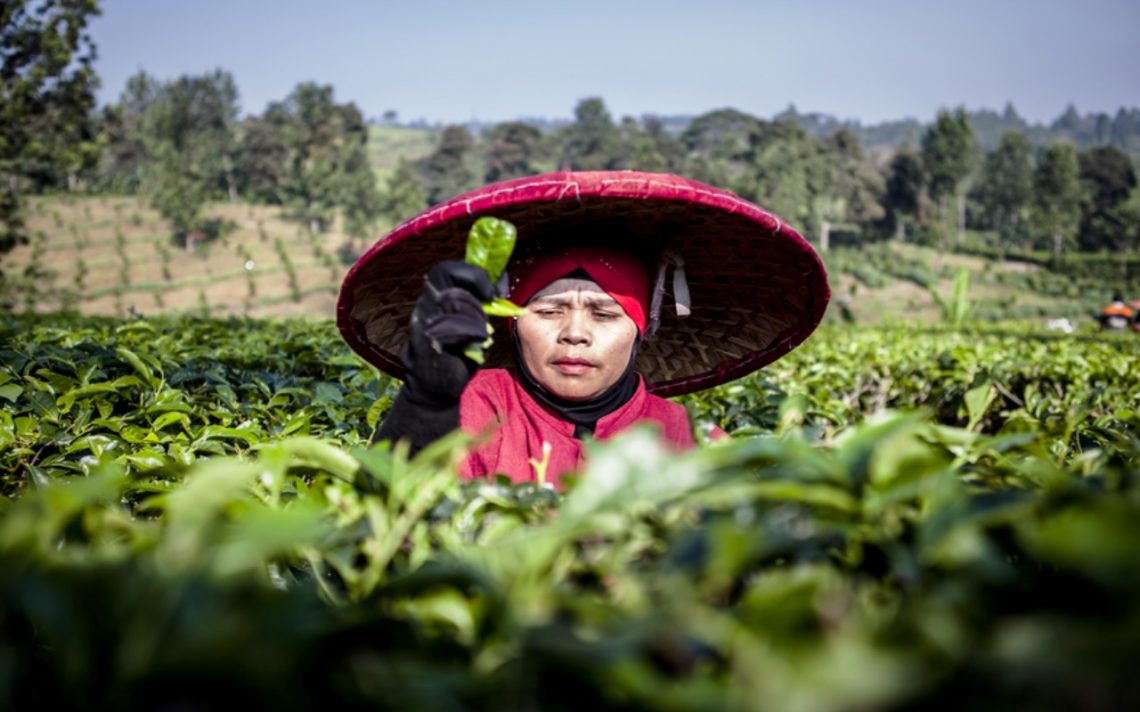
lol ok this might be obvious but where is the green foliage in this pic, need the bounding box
[269,83,379,234]
[921,109,978,246]
[921,109,977,202]
[623,116,685,173]
[560,97,621,171]
[2,313,1139,708]
[974,131,1035,245]
[379,156,427,225]
[418,125,477,206]
[750,125,820,232]
[926,269,972,327]
[464,216,517,284]
[483,121,545,182]
[0,0,101,274]
[94,69,242,244]
[150,146,208,241]
[1033,143,1082,256]
[1077,145,1139,252]
[883,150,925,240]
[82,89,1140,268]
[339,144,384,239]
[462,217,525,362]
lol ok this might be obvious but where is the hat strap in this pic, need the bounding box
[647,249,691,338]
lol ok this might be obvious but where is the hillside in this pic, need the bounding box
[8,197,356,319]
[367,124,436,183]
[3,196,1124,330]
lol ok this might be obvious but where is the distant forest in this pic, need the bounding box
[73,72,1135,262]
[392,103,1140,159]
[4,0,1139,286]
[5,19,1139,281]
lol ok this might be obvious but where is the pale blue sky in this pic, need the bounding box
[90,0,1139,124]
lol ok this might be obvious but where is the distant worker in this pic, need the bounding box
[1097,293,1134,331]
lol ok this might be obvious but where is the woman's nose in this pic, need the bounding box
[558,310,591,345]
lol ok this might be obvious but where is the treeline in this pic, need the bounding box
[81,74,1140,258]
[778,102,1140,157]
[94,71,380,245]
[13,66,1140,261]
[392,100,1139,256]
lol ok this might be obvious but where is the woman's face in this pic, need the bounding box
[516,277,639,401]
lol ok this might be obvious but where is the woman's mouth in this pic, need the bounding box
[552,358,595,375]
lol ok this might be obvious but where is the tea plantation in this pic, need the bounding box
[2,313,1138,710]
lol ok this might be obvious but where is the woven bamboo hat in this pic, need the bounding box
[338,170,829,397]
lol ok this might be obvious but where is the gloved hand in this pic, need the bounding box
[404,260,497,403]
[375,260,496,451]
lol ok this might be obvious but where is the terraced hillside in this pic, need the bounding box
[4,193,1133,330]
[7,196,367,319]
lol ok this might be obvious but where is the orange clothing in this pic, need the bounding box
[1100,302,1135,331]
[1102,304,1134,318]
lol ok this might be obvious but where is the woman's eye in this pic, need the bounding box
[593,311,618,320]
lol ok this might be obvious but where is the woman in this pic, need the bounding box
[338,171,829,488]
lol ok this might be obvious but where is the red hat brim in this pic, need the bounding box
[338,170,829,397]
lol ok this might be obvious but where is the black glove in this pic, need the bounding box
[375,260,496,451]
[406,260,497,402]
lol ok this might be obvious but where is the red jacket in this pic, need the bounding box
[458,369,696,489]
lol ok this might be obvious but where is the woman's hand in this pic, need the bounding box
[375,260,497,450]
[404,260,496,403]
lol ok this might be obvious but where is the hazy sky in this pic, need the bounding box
[89,0,1139,125]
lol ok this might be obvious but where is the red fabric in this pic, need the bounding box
[508,245,650,332]
[458,368,695,489]
[338,170,831,397]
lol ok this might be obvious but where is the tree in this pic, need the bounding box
[811,129,885,249]
[748,122,823,240]
[94,83,151,194]
[883,151,924,242]
[560,97,621,171]
[1076,145,1138,252]
[678,108,764,190]
[143,70,241,243]
[340,142,383,240]
[150,143,208,244]
[920,109,977,246]
[419,125,476,205]
[380,157,426,226]
[1032,143,1081,257]
[268,82,377,234]
[974,131,1034,247]
[680,108,762,163]
[641,116,685,172]
[483,121,543,183]
[233,113,289,203]
[618,116,685,174]
[1,0,100,275]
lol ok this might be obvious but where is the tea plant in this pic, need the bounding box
[1,314,1137,710]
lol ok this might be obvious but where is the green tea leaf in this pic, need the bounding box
[463,343,486,365]
[116,346,160,388]
[485,297,527,318]
[964,380,996,432]
[256,436,360,481]
[465,216,517,283]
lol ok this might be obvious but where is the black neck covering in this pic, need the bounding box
[512,328,640,440]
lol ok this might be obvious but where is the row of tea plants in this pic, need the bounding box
[1,314,1138,710]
